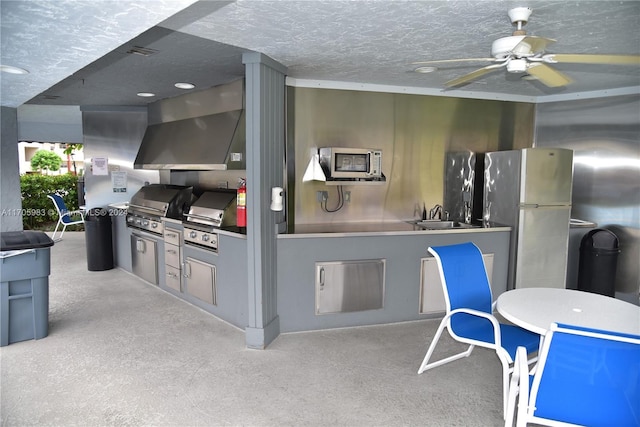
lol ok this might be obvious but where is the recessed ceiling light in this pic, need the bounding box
[137,92,156,97]
[414,66,438,74]
[1,65,29,74]
[174,82,195,90]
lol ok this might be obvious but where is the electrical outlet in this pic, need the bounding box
[344,191,351,203]
[316,191,328,202]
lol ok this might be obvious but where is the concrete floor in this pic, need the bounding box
[1,232,505,426]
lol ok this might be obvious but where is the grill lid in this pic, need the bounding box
[128,184,193,219]
[184,189,237,228]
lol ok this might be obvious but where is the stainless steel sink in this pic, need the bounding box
[410,220,480,230]
[416,220,459,229]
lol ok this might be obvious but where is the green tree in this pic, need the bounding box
[30,150,62,174]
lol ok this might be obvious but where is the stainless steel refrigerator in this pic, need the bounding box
[484,148,574,290]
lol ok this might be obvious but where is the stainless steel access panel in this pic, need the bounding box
[131,233,158,285]
[315,259,385,314]
[183,257,216,305]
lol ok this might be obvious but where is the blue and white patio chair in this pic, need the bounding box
[48,193,84,241]
[506,323,640,427]
[417,242,540,418]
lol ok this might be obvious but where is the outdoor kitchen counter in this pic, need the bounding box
[276,222,511,333]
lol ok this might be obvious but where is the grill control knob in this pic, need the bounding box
[202,234,210,242]
[151,222,158,228]
[142,220,149,226]
[190,231,197,239]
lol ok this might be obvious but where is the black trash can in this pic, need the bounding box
[577,229,620,297]
[0,231,54,346]
[77,176,85,207]
[84,208,114,271]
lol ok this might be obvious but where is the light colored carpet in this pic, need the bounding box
[1,232,504,426]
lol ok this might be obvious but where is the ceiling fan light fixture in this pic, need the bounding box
[174,82,195,89]
[507,59,527,73]
[414,66,437,73]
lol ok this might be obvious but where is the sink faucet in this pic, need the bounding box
[429,204,443,220]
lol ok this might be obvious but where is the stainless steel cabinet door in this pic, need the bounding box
[184,257,216,305]
[315,259,385,314]
[131,234,158,285]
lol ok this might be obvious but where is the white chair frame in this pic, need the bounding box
[48,194,84,240]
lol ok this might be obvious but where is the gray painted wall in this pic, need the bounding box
[277,230,511,332]
[535,95,640,297]
[1,107,23,231]
[17,105,83,143]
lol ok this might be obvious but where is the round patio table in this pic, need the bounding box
[496,287,640,336]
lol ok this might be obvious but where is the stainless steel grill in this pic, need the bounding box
[183,189,237,251]
[126,184,193,235]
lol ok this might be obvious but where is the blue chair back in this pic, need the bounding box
[532,323,640,426]
[50,193,68,213]
[428,242,495,342]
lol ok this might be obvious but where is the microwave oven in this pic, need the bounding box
[319,147,383,180]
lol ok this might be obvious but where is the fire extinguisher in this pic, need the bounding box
[237,178,247,228]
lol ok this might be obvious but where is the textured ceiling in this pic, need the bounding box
[2,0,639,110]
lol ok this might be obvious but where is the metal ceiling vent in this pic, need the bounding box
[126,46,158,57]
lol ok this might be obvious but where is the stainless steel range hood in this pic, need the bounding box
[134,109,245,170]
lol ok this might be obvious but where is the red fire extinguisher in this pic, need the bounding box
[237,178,247,228]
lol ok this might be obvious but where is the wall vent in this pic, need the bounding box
[126,46,158,56]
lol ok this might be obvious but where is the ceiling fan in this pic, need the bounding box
[413,7,640,88]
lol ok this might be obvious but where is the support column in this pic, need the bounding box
[1,107,23,232]
[242,53,287,349]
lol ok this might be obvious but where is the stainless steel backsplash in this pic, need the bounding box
[288,87,534,225]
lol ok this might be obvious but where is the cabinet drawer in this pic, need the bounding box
[165,265,181,292]
[163,229,181,246]
[164,243,180,268]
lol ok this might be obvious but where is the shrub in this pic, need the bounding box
[30,149,63,174]
[20,173,81,230]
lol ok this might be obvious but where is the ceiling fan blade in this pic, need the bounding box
[513,36,556,55]
[526,63,573,87]
[412,58,498,65]
[445,63,507,87]
[544,53,640,65]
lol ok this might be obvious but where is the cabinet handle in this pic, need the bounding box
[183,261,191,278]
[319,267,325,287]
[167,232,178,238]
[167,272,178,279]
[167,249,177,255]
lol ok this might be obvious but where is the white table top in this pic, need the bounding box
[496,288,640,336]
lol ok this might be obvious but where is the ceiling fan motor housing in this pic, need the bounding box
[491,36,528,58]
[508,7,532,25]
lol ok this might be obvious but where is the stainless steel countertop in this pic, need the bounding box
[281,221,510,238]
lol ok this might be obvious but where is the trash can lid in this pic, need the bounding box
[581,229,619,249]
[0,231,54,250]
